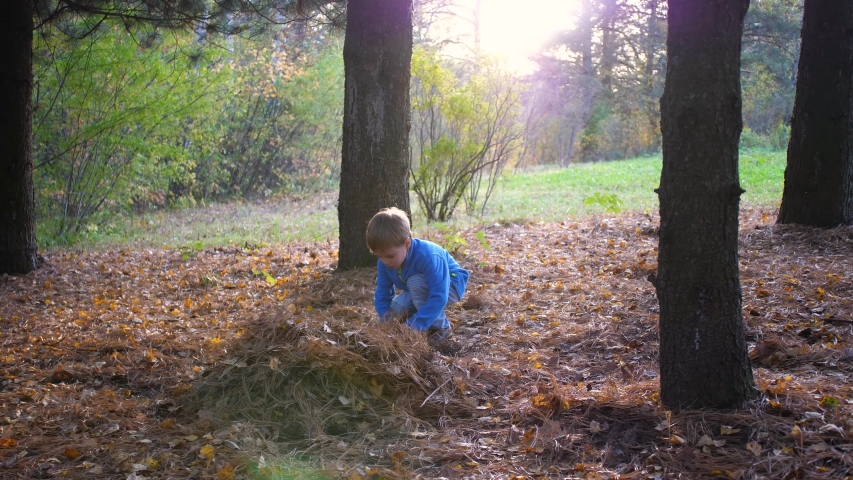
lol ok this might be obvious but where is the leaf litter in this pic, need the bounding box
[1,206,853,478]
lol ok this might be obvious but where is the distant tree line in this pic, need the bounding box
[519,0,802,166]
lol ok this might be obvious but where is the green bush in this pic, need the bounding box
[770,122,790,151]
[740,126,768,150]
[409,48,523,221]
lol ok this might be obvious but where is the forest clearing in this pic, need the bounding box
[2,205,852,479]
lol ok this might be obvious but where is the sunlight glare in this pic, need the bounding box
[477,0,580,72]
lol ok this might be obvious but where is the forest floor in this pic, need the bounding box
[2,206,853,479]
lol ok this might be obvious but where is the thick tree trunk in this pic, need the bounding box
[656,0,756,409]
[0,0,39,274]
[777,0,853,227]
[337,0,413,270]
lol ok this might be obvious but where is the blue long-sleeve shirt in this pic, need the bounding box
[374,238,469,330]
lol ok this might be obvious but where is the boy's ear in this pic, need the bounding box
[405,238,412,249]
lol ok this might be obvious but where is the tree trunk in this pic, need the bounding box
[600,0,618,92]
[656,0,756,409]
[0,0,39,274]
[580,0,594,76]
[338,0,413,270]
[777,0,853,227]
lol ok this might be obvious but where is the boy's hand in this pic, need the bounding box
[381,312,408,324]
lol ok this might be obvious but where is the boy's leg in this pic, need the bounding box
[407,274,460,340]
[389,290,415,320]
[407,275,460,308]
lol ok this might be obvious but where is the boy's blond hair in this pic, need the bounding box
[366,207,411,252]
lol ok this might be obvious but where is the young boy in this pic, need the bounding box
[366,207,469,345]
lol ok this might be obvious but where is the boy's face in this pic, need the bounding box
[373,238,411,270]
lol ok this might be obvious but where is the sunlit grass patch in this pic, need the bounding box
[45,150,786,251]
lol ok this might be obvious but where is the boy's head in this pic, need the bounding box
[366,207,412,269]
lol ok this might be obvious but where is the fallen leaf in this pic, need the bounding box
[216,463,235,480]
[199,444,215,460]
[746,441,762,456]
[64,447,81,460]
[806,442,831,453]
[589,420,602,433]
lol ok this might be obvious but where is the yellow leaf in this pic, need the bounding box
[216,464,235,480]
[791,425,802,437]
[746,441,762,456]
[199,444,215,460]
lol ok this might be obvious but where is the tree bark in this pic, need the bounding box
[600,0,618,92]
[338,0,413,270]
[656,0,756,409]
[0,0,39,274]
[777,0,853,227]
[579,0,594,76]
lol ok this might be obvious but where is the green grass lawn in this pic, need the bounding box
[56,149,787,250]
[433,148,785,229]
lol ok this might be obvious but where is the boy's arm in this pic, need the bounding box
[374,263,395,321]
[408,254,450,330]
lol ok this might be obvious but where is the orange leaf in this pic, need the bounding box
[64,447,82,460]
[0,437,17,448]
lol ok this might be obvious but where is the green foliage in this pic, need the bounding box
[741,0,801,134]
[583,192,625,213]
[180,241,204,260]
[33,19,345,247]
[741,123,791,151]
[32,23,218,240]
[770,122,791,150]
[475,230,490,250]
[252,268,277,285]
[194,34,343,199]
[740,127,767,150]
[410,48,523,222]
[442,232,468,255]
